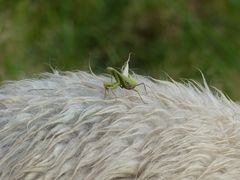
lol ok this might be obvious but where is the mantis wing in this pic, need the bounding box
[121,54,131,77]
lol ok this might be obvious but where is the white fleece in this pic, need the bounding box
[0,71,240,180]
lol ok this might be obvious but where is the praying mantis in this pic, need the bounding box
[103,54,147,102]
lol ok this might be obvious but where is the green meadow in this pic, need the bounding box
[0,1,240,99]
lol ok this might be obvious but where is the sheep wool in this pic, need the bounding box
[1,71,240,180]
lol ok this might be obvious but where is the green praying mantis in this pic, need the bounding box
[103,54,147,102]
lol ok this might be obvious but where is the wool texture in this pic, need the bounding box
[1,71,240,180]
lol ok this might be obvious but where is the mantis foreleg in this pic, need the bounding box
[104,81,120,98]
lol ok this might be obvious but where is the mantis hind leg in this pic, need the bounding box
[133,89,145,103]
[135,83,147,94]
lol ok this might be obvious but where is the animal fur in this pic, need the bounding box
[1,71,240,180]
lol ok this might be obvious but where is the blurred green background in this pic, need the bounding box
[0,0,240,99]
